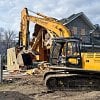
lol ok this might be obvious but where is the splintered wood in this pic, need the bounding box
[25,62,50,75]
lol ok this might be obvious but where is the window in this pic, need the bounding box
[81,29,85,35]
[72,27,77,35]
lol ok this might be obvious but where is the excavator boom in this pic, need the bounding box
[19,8,70,50]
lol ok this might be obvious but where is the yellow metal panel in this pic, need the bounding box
[82,53,100,71]
[68,58,78,64]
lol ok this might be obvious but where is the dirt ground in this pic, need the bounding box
[0,73,100,100]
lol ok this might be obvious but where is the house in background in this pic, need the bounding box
[91,24,100,45]
[60,12,100,44]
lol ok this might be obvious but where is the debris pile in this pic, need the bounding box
[25,62,50,75]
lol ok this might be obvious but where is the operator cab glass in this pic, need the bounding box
[67,42,79,56]
[66,39,82,68]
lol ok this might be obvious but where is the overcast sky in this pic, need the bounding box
[0,0,100,32]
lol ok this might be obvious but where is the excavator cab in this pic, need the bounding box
[50,38,82,68]
[66,38,82,68]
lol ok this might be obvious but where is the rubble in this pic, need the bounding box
[25,62,50,75]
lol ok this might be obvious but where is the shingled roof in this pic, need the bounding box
[94,24,100,32]
[60,12,95,29]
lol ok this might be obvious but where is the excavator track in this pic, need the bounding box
[44,69,100,91]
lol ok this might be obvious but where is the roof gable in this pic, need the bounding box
[60,12,95,29]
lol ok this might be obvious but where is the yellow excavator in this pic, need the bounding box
[7,8,100,89]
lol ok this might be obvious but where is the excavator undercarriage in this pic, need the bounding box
[44,67,100,90]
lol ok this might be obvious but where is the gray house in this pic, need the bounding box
[60,12,99,44]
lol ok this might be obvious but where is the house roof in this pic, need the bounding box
[60,12,95,29]
[94,24,100,32]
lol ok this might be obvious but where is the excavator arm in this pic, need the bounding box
[18,8,71,61]
[19,8,71,50]
[28,16,70,37]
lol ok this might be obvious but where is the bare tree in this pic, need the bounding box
[4,29,17,49]
[0,28,17,66]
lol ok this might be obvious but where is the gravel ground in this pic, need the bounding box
[0,74,100,100]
